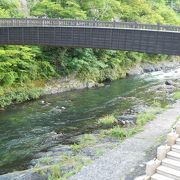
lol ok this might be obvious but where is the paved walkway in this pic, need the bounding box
[70,101,180,180]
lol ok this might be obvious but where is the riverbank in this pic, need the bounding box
[43,59,180,95]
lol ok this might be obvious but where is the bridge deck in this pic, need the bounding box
[0,18,179,55]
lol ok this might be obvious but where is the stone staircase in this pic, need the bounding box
[151,140,180,180]
[135,121,180,180]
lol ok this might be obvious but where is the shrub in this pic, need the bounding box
[98,115,117,126]
[71,134,96,152]
[173,91,180,100]
[49,164,62,179]
[136,112,155,126]
[106,126,128,139]
[0,86,42,108]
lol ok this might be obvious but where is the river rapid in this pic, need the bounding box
[0,65,180,175]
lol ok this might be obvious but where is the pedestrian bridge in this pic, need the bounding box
[0,18,180,55]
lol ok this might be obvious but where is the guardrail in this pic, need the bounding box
[0,18,180,32]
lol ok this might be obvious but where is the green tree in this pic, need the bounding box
[31,0,86,19]
[30,0,63,17]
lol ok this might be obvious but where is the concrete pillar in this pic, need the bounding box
[167,132,177,146]
[157,145,170,161]
[176,122,180,135]
[145,159,161,176]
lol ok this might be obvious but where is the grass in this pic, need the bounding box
[173,91,180,100]
[40,156,52,165]
[136,112,156,126]
[50,155,91,179]
[171,116,180,129]
[104,126,128,139]
[34,165,48,177]
[98,115,117,126]
[35,154,92,180]
[71,143,84,152]
[60,155,92,179]
[49,164,62,179]
[98,100,166,140]
[95,149,105,156]
[101,106,162,140]
[155,135,165,144]
[71,134,96,152]
[102,126,142,140]
[152,100,162,107]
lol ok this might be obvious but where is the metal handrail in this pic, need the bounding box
[0,18,179,32]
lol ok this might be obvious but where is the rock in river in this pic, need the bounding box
[117,115,137,125]
[165,80,175,86]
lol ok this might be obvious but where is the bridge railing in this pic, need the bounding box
[0,18,179,32]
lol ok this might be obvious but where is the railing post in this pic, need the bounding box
[12,18,15,26]
[134,22,138,29]
[42,19,44,26]
[58,18,61,26]
[157,23,160,30]
[113,20,116,28]
[93,19,96,27]
[25,17,28,26]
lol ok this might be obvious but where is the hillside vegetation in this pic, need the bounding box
[0,0,180,108]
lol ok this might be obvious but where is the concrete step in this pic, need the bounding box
[167,151,180,162]
[151,173,174,180]
[157,165,180,180]
[162,158,180,171]
[176,138,180,145]
[172,144,180,153]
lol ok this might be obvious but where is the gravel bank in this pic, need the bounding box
[69,101,180,180]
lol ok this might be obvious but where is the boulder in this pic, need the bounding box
[117,115,136,125]
[165,80,174,86]
[143,64,155,73]
[127,66,144,76]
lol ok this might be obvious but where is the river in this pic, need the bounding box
[0,66,180,175]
